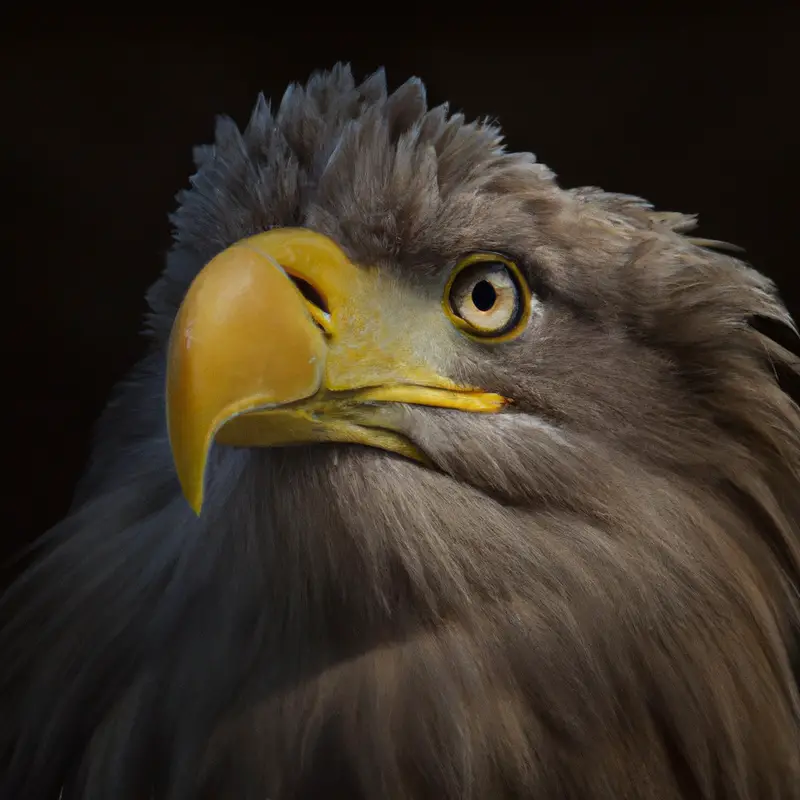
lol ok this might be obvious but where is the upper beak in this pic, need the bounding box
[166,228,507,513]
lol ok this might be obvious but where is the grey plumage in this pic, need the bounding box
[2,63,800,799]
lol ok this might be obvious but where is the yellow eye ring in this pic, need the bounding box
[442,253,531,342]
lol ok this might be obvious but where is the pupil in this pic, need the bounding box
[471,280,497,311]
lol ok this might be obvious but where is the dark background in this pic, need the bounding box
[1,7,797,587]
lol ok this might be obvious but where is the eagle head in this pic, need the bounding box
[3,64,800,799]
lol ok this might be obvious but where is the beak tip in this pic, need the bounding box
[183,472,205,517]
[182,482,204,516]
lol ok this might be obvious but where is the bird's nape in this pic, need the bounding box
[2,63,800,800]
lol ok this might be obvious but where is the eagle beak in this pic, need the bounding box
[166,228,507,513]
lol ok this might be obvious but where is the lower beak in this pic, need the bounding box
[166,228,506,513]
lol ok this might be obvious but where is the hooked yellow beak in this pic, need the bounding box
[166,228,507,513]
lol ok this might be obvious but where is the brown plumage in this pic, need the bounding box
[2,64,800,799]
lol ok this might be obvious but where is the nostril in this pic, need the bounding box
[287,273,329,315]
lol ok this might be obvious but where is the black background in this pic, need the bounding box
[1,6,797,587]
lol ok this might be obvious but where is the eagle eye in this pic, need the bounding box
[443,253,531,341]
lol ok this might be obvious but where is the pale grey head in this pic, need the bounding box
[2,64,800,800]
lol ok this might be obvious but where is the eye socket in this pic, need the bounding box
[443,254,531,340]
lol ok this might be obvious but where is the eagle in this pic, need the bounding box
[2,64,800,800]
